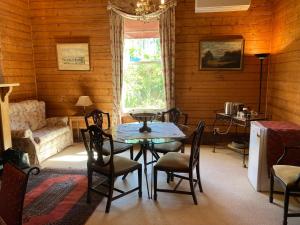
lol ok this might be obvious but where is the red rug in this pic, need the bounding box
[23,169,104,225]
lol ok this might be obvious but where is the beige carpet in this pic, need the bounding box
[42,144,300,225]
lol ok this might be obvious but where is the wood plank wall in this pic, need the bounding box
[0,0,37,101]
[29,0,112,117]
[268,0,300,125]
[2,0,281,130]
[175,0,273,131]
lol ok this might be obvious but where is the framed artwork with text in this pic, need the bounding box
[56,43,90,71]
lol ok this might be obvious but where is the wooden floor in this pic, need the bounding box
[42,144,300,225]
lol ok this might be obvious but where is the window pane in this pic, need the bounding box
[122,38,166,111]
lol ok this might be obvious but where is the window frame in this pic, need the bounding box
[121,38,166,113]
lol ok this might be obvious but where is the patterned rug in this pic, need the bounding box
[23,169,104,225]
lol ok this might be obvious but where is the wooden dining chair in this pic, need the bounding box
[81,125,142,213]
[0,163,39,225]
[161,107,188,125]
[85,109,134,160]
[154,108,188,155]
[153,121,205,204]
[269,145,300,225]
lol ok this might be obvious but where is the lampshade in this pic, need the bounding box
[255,53,270,60]
[75,96,93,107]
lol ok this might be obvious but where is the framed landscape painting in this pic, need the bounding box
[56,43,90,71]
[199,38,244,70]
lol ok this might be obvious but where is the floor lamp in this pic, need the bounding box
[255,53,270,113]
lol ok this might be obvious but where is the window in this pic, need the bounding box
[122,20,166,112]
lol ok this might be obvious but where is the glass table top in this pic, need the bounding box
[108,122,193,144]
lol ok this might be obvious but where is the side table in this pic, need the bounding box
[212,112,267,167]
[69,116,85,142]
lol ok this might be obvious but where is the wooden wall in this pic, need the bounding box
[29,0,112,117]
[175,0,273,131]
[268,0,300,125]
[4,0,293,130]
[0,0,37,101]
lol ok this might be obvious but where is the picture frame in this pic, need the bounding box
[199,38,244,70]
[56,43,90,71]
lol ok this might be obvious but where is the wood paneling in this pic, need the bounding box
[0,0,37,101]
[2,0,288,130]
[175,0,273,131]
[29,0,112,117]
[268,0,300,125]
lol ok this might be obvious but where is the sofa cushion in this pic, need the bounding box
[46,117,68,127]
[33,126,71,144]
[10,100,46,131]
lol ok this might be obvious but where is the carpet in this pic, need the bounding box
[23,169,104,225]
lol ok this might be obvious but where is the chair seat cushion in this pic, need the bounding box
[153,141,183,153]
[92,156,140,175]
[155,152,190,171]
[101,141,132,155]
[273,165,300,186]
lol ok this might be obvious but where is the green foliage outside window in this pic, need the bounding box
[123,62,166,109]
[123,38,166,111]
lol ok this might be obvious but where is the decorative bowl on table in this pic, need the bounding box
[130,113,157,133]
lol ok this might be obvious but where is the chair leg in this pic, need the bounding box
[138,167,142,198]
[130,146,134,160]
[105,178,114,213]
[181,143,185,153]
[196,164,203,192]
[283,189,289,225]
[87,168,92,204]
[170,172,174,181]
[154,168,158,201]
[189,172,198,205]
[269,171,274,203]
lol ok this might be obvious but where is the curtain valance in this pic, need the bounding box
[107,0,177,21]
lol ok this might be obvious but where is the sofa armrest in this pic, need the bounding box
[46,117,69,127]
[11,136,39,165]
[11,129,33,138]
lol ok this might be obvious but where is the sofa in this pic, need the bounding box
[9,100,73,165]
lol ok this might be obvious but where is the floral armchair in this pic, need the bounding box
[9,100,73,165]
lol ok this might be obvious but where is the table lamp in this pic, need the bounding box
[255,53,270,113]
[75,96,93,114]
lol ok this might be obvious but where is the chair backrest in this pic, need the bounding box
[81,125,114,173]
[0,163,29,225]
[189,121,205,169]
[270,131,300,166]
[85,109,111,130]
[161,108,188,125]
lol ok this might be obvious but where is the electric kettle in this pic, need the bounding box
[224,102,244,115]
[224,102,234,115]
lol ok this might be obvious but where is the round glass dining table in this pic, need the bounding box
[108,121,194,199]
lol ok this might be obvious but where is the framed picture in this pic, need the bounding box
[199,38,244,70]
[56,43,90,70]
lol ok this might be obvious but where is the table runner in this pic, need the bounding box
[115,122,186,140]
